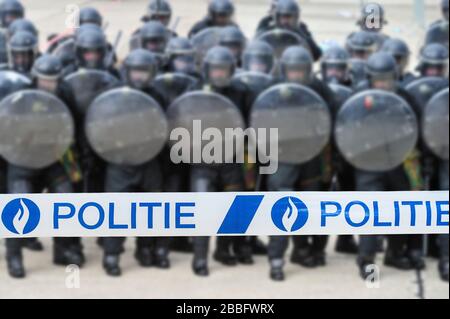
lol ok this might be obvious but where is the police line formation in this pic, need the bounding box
[0,0,448,283]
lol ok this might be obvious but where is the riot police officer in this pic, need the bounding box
[142,0,173,28]
[102,49,169,276]
[7,18,37,38]
[320,45,352,86]
[417,43,449,78]
[241,40,275,75]
[8,30,38,75]
[138,21,170,69]
[164,37,198,76]
[354,52,422,279]
[219,26,246,68]
[188,0,237,38]
[425,0,449,47]
[31,54,85,268]
[345,30,378,86]
[189,46,253,276]
[0,0,24,29]
[352,2,389,49]
[4,55,78,278]
[381,38,415,87]
[267,46,336,281]
[255,0,322,61]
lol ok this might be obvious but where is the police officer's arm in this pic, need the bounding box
[299,22,322,61]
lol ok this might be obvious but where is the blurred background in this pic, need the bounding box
[0,0,448,299]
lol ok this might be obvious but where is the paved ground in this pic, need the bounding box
[0,0,448,299]
[0,237,448,299]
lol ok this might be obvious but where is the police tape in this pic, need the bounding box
[0,191,448,238]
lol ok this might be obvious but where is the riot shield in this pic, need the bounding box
[166,91,245,164]
[425,21,449,47]
[51,37,76,66]
[0,31,7,67]
[329,83,353,112]
[256,29,311,59]
[335,90,418,172]
[153,73,197,105]
[0,71,31,101]
[422,88,449,160]
[0,89,74,169]
[191,27,224,66]
[129,33,141,51]
[64,69,119,115]
[85,87,168,166]
[405,77,448,113]
[232,71,273,97]
[250,83,332,165]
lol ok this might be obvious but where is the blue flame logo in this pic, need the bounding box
[1,198,40,235]
[271,197,309,232]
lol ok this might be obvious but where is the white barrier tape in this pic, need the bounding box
[0,191,448,238]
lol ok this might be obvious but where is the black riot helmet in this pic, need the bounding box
[366,52,398,91]
[31,54,63,93]
[166,37,196,74]
[143,0,172,27]
[79,7,103,26]
[7,18,37,38]
[418,43,449,77]
[219,26,246,62]
[320,45,350,84]
[280,45,313,85]
[274,0,300,29]
[380,38,410,75]
[208,0,234,26]
[139,20,169,54]
[123,49,158,90]
[242,40,275,74]
[346,31,377,60]
[75,22,103,38]
[75,28,107,69]
[0,0,24,29]
[442,0,449,21]
[358,2,387,32]
[203,45,235,88]
[8,30,37,73]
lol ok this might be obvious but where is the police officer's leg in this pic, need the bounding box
[191,166,217,276]
[355,169,385,279]
[48,165,85,267]
[5,165,35,278]
[292,158,325,268]
[101,164,132,276]
[140,159,170,269]
[266,163,302,281]
[217,163,252,266]
[438,160,449,281]
[384,167,413,270]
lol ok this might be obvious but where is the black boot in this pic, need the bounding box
[439,258,449,282]
[192,258,209,277]
[335,235,358,254]
[213,249,237,266]
[135,248,154,267]
[408,250,426,270]
[357,257,375,280]
[24,238,44,251]
[53,246,84,267]
[170,237,193,253]
[312,251,327,267]
[7,255,26,279]
[154,248,170,269]
[270,260,285,281]
[103,255,121,277]
[291,248,317,268]
[250,237,267,256]
[384,250,413,270]
[235,244,254,265]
